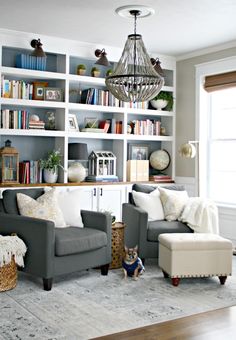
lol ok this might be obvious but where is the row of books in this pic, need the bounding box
[19,160,43,184]
[80,87,148,108]
[16,54,47,71]
[1,77,34,100]
[0,109,45,129]
[130,119,161,136]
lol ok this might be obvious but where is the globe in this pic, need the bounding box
[149,150,170,171]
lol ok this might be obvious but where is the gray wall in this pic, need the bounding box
[176,46,236,177]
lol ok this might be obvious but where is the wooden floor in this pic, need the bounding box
[93,306,236,340]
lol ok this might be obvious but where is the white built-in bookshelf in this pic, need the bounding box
[0,29,176,185]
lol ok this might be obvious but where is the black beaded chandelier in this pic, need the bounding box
[105,6,164,103]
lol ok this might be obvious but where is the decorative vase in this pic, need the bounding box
[92,70,100,77]
[68,162,86,182]
[150,99,168,110]
[43,168,58,183]
[77,68,86,76]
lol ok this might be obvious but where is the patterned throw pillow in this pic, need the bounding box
[159,187,189,221]
[16,188,66,228]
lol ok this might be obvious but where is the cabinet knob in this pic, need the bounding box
[93,188,96,196]
[100,188,103,196]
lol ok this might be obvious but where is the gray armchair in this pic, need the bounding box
[0,188,112,291]
[122,184,192,262]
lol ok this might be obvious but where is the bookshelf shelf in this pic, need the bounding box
[0,30,176,184]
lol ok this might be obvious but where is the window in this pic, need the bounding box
[207,88,236,205]
[196,57,236,206]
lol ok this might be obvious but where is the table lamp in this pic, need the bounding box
[68,143,88,182]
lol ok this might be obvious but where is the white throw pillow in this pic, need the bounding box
[17,188,66,228]
[159,187,189,221]
[56,189,84,228]
[132,188,164,221]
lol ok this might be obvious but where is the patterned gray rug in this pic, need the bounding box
[1,257,236,340]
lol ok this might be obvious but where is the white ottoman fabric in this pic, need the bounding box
[158,233,232,285]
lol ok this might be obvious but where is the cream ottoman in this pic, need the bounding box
[158,233,233,286]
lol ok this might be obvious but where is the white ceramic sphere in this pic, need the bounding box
[68,162,86,182]
[30,114,40,121]
[150,99,168,110]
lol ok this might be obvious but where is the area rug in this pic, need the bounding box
[1,257,236,340]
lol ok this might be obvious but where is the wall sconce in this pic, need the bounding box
[150,57,165,77]
[30,38,46,57]
[179,140,199,196]
[95,49,110,66]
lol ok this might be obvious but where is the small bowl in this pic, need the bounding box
[151,99,168,110]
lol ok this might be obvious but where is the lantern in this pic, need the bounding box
[0,140,19,184]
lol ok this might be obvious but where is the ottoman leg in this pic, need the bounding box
[172,277,180,287]
[219,276,227,285]
[162,270,169,278]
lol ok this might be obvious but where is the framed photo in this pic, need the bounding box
[129,144,149,160]
[44,87,63,102]
[68,113,79,131]
[33,81,48,100]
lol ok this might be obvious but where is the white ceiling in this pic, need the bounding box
[1,0,236,57]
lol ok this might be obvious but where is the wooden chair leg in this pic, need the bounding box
[219,275,227,285]
[162,270,169,278]
[101,264,109,275]
[172,277,180,287]
[43,278,53,291]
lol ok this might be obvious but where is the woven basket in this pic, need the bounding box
[0,257,17,292]
[110,223,126,269]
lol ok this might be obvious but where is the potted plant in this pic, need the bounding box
[151,91,174,111]
[39,149,64,183]
[77,64,86,76]
[91,66,100,77]
[106,69,113,77]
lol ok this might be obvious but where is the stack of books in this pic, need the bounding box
[29,120,45,129]
[86,175,119,182]
[149,174,173,182]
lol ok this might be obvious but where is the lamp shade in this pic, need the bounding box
[68,143,88,160]
[179,143,196,158]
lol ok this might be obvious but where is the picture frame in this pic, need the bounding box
[129,144,149,160]
[44,87,63,102]
[68,113,79,131]
[33,81,48,100]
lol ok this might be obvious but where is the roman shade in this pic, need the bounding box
[204,71,236,92]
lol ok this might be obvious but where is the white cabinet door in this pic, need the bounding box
[75,186,97,212]
[97,185,125,222]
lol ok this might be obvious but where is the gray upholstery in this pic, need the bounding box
[0,188,112,290]
[123,184,192,260]
[2,188,44,214]
[147,220,192,242]
[55,227,107,256]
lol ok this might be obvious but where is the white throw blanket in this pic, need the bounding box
[178,197,219,234]
[0,235,27,268]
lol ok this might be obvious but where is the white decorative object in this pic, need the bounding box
[159,187,189,221]
[16,188,66,228]
[56,189,84,227]
[88,151,116,177]
[132,188,164,220]
[43,168,58,183]
[150,99,168,110]
[68,162,86,182]
[30,114,40,121]
[0,235,27,268]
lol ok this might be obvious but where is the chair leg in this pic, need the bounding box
[141,258,145,265]
[101,264,109,275]
[162,270,169,278]
[219,275,227,285]
[172,277,180,287]
[43,278,53,291]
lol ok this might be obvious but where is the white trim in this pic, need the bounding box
[177,40,236,61]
